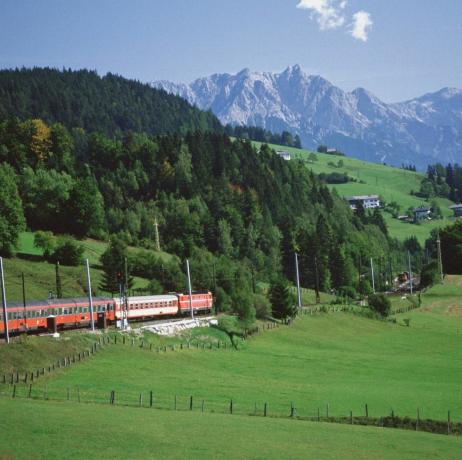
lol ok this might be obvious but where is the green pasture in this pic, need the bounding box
[253,142,456,243]
[12,276,462,422]
[2,398,461,460]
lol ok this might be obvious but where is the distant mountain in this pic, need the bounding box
[153,65,462,168]
[0,68,222,137]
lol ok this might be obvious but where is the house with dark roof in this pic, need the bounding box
[413,206,430,222]
[449,204,462,217]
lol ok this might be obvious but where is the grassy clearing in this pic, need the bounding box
[2,398,461,460]
[2,257,149,302]
[14,276,462,421]
[253,142,456,243]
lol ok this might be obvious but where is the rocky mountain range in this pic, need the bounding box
[152,65,462,169]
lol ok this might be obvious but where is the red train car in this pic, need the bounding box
[176,291,213,315]
[0,297,115,334]
[0,291,213,336]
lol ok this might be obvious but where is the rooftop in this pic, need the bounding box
[346,195,379,201]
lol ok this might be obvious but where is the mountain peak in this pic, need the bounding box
[152,66,462,168]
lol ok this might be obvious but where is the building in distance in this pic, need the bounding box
[276,150,291,160]
[346,195,380,210]
[413,206,430,223]
[449,204,462,217]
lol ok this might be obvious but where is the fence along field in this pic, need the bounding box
[2,277,462,433]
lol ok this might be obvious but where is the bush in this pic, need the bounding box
[215,287,231,313]
[49,237,84,266]
[420,261,439,288]
[338,285,357,300]
[368,293,391,317]
[253,294,271,319]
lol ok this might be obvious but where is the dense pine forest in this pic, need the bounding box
[0,67,443,321]
[0,68,222,137]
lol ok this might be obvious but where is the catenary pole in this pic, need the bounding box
[186,259,194,319]
[407,251,413,295]
[21,272,26,332]
[370,258,375,294]
[85,259,95,331]
[437,231,444,283]
[0,257,10,344]
[295,253,302,309]
[124,257,130,329]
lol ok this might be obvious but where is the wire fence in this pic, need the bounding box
[1,383,461,437]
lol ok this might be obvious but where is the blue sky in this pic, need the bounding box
[1,0,462,102]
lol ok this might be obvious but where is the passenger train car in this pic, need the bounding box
[0,291,213,335]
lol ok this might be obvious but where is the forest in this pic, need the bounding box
[0,68,454,322]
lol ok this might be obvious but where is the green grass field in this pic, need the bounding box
[2,257,150,302]
[8,276,462,423]
[1,277,462,457]
[253,142,456,244]
[2,398,461,460]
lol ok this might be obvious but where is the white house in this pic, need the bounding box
[346,195,380,210]
[276,150,291,161]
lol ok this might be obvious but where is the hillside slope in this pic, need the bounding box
[252,142,455,244]
[0,67,222,136]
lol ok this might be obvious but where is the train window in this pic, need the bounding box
[63,308,68,315]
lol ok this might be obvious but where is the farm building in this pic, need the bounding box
[346,195,380,210]
[449,204,462,217]
[413,206,430,222]
[276,150,291,161]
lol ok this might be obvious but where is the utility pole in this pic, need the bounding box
[407,251,413,295]
[85,259,95,332]
[0,257,10,344]
[154,218,160,252]
[124,257,129,329]
[314,256,321,304]
[21,272,26,332]
[295,253,302,309]
[186,259,194,319]
[370,258,375,294]
[55,261,62,298]
[437,231,444,283]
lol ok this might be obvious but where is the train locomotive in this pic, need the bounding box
[0,291,213,335]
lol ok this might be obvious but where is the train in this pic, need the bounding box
[0,291,213,335]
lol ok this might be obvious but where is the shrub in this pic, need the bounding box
[253,293,272,319]
[49,237,84,266]
[368,293,391,317]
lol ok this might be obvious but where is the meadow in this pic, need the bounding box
[6,276,462,423]
[253,142,456,244]
[2,398,462,460]
[1,277,462,458]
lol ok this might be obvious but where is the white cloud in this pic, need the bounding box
[350,10,373,41]
[296,0,347,30]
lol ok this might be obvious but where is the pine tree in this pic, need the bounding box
[269,278,296,319]
[99,238,134,295]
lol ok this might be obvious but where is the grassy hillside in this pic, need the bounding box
[2,398,461,460]
[8,276,462,422]
[253,142,456,244]
[2,257,150,302]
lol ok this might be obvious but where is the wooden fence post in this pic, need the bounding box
[350,411,353,424]
[230,399,233,414]
[28,384,32,398]
[190,396,193,410]
[365,403,368,418]
[150,391,153,408]
[264,403,267,417]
